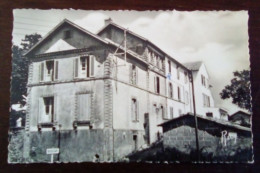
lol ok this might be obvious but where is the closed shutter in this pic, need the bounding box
[74,58,78,78]
[129,64,133,84]
[55,61,58,80]
[154,76,157,93]
[90,55,95,77]
[39,62,44,81]
[77,94,90,121]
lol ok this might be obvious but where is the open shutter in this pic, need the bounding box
[38,98,42,123]
[55,61,59,80]
[154,76,157,93]
[90,55,95,77]
[131,99,134,121]
[39,62,44,81]
[74,58,78,78]
[135,68,138,85]
[87,56,90,77]
[136,100,139,121]
[129,64,133,84]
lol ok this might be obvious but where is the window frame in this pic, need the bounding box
[74,55,95,79]
[131,97,139,122]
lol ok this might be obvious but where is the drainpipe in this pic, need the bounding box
[190,72,200,161]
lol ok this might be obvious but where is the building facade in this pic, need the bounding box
[23,19,229,162]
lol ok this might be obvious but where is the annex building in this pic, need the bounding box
[21,18,246,163]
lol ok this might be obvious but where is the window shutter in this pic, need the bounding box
[135,68,138,85]
[39,62,44,81]
[77,94,90,121]
[131,99,134,121]
[87,56,90,77]
[90,55,95,77]
[74,58,78,78]
[129,64,133,84]
[38,98,42,123]
[154,76,157,93]
[55,61,59,80]
[136,100,139,121]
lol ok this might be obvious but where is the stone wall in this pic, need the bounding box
[27,129,105,163]
[163,125,219,154]
[162,117,252,162]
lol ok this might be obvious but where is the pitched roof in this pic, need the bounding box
[97,21,189,71]
[158,112,251,132]
[24,19,109,56]
[183,61,203,71]
[230,110,251,118]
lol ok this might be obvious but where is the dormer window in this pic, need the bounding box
[201,75,206,87]
[64,30,71,39]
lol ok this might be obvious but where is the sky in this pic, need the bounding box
[13,10,250,114]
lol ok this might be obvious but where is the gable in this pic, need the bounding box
[45,39,76,53]
[25,20,108,57]
[98,25,147,55]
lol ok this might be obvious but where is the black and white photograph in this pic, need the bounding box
[9,10,252,163]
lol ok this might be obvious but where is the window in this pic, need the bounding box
[159,58,163,69]
[201,75,207,87]
[178,109,182,116]
[151,53,154,64]
[184,72,188,84]
[64,30,71,39]
[206,112,213,117]
[46,60,54,81]
[161,105,165,119]
[170,106,174,119]
[177,67,180,80]
[168,60,171,73]
[39,60,58,82]
[129,64,137,85]
[147,51,151,62]
[41,97,54,123]
[169,82,173,99]
[133,135,138,150]
[203,94,210,107]
[76,94,91,121]
[131,98,139,121]
[74,56,95,78]
[154,76,160,94]
[177,86,181,101]
[156,56,159,67]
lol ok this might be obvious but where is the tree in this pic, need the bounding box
[11,33,42,105]
[220,70,251,112]
[21,33,42,50]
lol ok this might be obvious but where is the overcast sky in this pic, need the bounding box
[13,10,250,114]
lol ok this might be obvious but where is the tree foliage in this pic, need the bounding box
[11,33,42,105]
[220,70,251,111]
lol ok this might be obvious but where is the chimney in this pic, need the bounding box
[104,18,112,26]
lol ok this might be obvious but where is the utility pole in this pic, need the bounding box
[190,72,200,161]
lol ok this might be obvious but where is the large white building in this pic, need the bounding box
[22,18,227,162]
